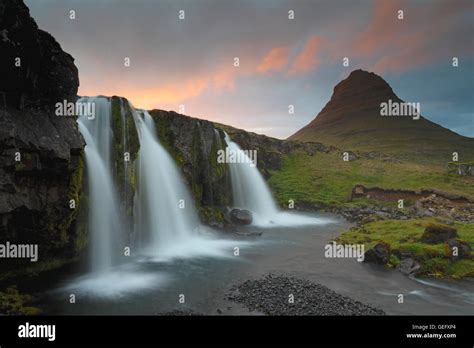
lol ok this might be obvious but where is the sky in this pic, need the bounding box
[26,0,474,139]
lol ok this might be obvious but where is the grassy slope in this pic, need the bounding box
[268,149,474,207]
[290,116,474,165]
[336,218,474,279]
[268,149,474,278]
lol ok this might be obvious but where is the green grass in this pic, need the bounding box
[268,149,474,207]
[336,218,474,279]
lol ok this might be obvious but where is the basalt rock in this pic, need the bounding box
[397,258,421,275]
[445,239,471,259]
[420,224,457,244]
[0,0,79,109]
[230,208,253,225]
[0,0,85,278]
[363,242,391,265]
[148,109,232,210]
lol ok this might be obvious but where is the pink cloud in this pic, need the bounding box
[352,0,474,74]
[256,46,290,74]
[289,36,324,75]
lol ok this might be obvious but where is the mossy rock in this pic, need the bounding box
[445,239,472,259]
[421,223,457,244]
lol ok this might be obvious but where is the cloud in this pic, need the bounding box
[289,36,323,75]
[353,0,474,74]
[256,46,290,74]
[80,63,239,109]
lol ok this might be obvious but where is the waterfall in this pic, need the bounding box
[69,99,241,296]
[224,133,278,225]
[77,97,122,273]
[134,110,200,256]
[224,132,331,227]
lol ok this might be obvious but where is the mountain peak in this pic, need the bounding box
[328,69,396,109]
[289,70,474,163]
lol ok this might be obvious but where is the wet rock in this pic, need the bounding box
[397,258,421,275]
[420,224,457,244]
[235,230,262,237]
[446,239,471,259]
[363,243,390,265]
[230,208,253,225]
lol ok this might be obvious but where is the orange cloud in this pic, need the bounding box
[289,36,323,75]
[256,47,290,73]
[354,1,402,57]
[79,63,240,110]
[352,0,473,74]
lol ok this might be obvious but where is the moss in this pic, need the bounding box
[198,206,226,225]
[0,286,41,315]
[388,254,400,268]
[110,96,140,197]
[68,155,84,206]
[192,182,203,207]
[337,217,474,279]
[424,223,457,234]
[150,111,186,166]
[445,259,474,279]
[209,132,226,179]
[45,154,85,250]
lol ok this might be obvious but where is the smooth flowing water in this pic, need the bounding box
[224,133,330,227]
[30,212,474,315]
[77,97,122,273]
[134,110,200,255]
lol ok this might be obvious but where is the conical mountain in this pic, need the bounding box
[289,70,474,163]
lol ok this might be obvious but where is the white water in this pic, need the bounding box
[134,110,199,253]
[133,110,245,261]
[77,97,122,273]
[70,100,253,296]
[224,133,331,227]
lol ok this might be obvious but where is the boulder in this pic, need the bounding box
[397,258,421,275]
[445,239,471,259]
[420,224,457,244]
[363,242,390,265]
[230,208,253,225]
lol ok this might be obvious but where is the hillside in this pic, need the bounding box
[289,70,474,164]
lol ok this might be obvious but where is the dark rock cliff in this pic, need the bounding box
[0,0,79,109]
[0,0,84,279]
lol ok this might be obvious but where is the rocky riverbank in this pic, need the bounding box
[227,274,385,316]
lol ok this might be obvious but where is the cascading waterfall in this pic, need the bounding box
[133,110,201,257]
[224,132,331,227]
[224,133,279,225]
[77,97,122,273]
